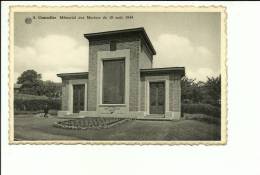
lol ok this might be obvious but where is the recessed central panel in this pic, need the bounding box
[102,59,125,104]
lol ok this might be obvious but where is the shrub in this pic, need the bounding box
[182,103,220,118]
[14,98,61,111]
[14,93,49,100]
[14,109,58,115]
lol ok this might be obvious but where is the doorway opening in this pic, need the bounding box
[73,84,85,113]
[149,82,165,114]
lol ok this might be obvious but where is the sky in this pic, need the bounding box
[14,12,221,82]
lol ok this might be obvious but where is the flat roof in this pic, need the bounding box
[84,27,156,55]
[57,72,88,79]
[57,67,185,79]
[140,67,185,77]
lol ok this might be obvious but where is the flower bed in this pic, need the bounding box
[53,117,128,130]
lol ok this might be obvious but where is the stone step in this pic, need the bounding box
[146,114,165,118]
[140,114,173,121]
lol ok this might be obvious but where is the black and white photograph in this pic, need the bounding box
[3,2,260,175]
[9,6,226,144]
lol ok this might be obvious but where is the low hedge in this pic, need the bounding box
[14,93,49,100]
[14,110,58,115]
[14,98,61,111]
[182,103,220,118]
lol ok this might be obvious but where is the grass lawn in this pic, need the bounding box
[14,114,220,141]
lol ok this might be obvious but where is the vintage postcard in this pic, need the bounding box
[9,6,227,145]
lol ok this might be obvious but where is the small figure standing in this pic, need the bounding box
[43,104,49,118]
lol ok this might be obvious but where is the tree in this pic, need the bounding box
[16,70,62,97]
[181,77,204,103]
[181,75,221,106]
[41,80,62,98]
[181,77,195,103]
[204,75,221,106]
[17,70,43,95]
[17,70,42,87]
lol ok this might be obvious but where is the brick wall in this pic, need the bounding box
[117,40,140,111]
[87,40,110,111]
[61,80,69,110]
[139,42,153,69]
[169,74,181,112]
[140,76,146,111]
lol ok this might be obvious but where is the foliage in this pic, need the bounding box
[14,70,62,112]
[204,76,221,106]
[182,103,220,118]
[14,110,58,115]
[39,80,62,98]
[14,93,49,100]
[16,69,62,97]
[181,75,221,106]
[17,69,42,85]
[17,70,43,95]
[14,98,61,111]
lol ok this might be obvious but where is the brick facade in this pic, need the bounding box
[87,36,142,112]
[169,74,181,112]
[59,78,88,114]
[61,80,69,110]
[140,76,146,111]
[87,40,110,111]
[58,28,185,120]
